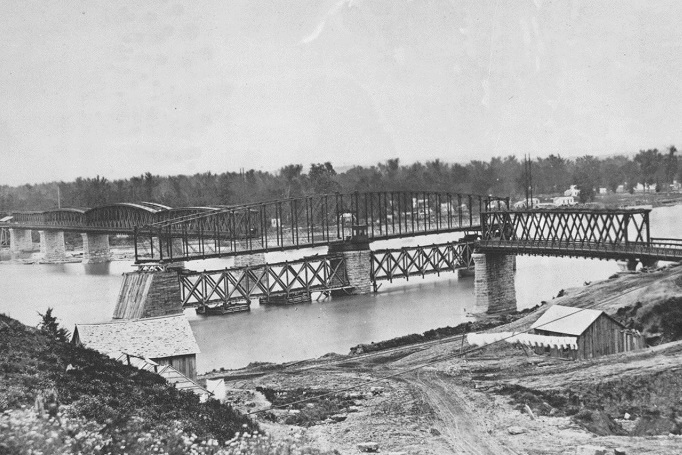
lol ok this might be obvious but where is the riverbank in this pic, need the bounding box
[204,262,682,454]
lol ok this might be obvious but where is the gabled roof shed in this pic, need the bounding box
[531,305,644,360]
[73,314,200,379]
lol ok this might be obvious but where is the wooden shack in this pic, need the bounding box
[530,305,645,360]
[72,313,200,380]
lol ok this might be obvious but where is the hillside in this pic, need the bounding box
[0,314,260,454]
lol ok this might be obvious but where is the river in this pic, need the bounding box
[1,205,679,373]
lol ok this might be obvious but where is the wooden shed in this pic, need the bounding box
[72,314,200,380]
[530,305,645,360]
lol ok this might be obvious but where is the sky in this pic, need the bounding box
[1,0,682,186]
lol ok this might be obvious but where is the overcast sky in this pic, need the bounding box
[2,0,681,186]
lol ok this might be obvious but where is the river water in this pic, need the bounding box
[1,205,679,373]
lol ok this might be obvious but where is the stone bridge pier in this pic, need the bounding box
[9,228,35,258]
[327,226,372,295]
[81,233,111,263]
[472,252,517,314]
[39,230,67,262]
[113,268,184,319]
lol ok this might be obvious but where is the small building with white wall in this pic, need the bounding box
[72,313,200,380]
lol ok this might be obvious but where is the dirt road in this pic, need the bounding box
[404,369,518,455]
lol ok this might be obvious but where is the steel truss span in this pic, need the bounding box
[370,241,475,284]
[134,191,507,263]
[479,209,682,262]
[5,204,215,234]
[177,254,351,309]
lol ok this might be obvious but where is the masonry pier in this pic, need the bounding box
[38,230,66,263]
[81,233,111,263]
[327,225,372,295]
[9,228,34,258]
[472,252,517,314]
[113,268,184,319]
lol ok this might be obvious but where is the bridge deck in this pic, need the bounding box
[478,238,682,262]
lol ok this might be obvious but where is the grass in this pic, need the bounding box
[0,312,258,454]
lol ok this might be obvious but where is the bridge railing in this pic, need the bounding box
[481,208,651,245]
[177,254,350,308]
[370,240,475,283]
[135,191,508,263]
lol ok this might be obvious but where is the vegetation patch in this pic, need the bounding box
[614,297,682,345]
[497,369,682,436]
[256,387,362,427]
[0,312,258,454]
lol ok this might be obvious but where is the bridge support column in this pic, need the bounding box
[38,230,66,263]
[113,270,183,319]
[640,258,659,269]
[473,253,516,314]
[9,228,34,257]
[234,252,266,268]
[617,260,639,272]
[81,233,111,263]
[328,241,372,295]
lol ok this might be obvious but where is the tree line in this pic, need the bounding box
[0,147,679,211]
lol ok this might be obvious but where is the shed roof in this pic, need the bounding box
[530,305,608,336]
[74,314,200,359]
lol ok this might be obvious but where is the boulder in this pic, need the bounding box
[575,446,608,455]
[507,426,527,435]
[330,413,347,422]
[357,442,380,452]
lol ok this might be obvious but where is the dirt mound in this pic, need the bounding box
[573,409,627,436]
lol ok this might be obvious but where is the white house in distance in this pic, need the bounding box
[564,185,581,197]
[553,196,577,206]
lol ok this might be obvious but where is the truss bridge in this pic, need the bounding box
[170,239,477,312]
[478,208,682,263]
[132,191,505,263]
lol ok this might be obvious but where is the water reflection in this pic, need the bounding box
[83,262,111,275]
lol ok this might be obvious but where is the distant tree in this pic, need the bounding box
[664,146,678,186]
[634,148,662,192]
[308,162,339,194]
[38,308,70,343]
[280,164,304,198]
[573,156,600,203]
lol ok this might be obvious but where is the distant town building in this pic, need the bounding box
[564,185,581,197]
[513,198,540,209]
[634,183,654,193]
[553,196,576,206]
[599,187,607,194]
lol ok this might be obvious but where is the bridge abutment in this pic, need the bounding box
[640,258,659,269]
[38,230,66,263]
[113,269,183,319]
[9,228,35,257]
[472,252,516,314]
[81,233,111,263]
[328,240,372,295]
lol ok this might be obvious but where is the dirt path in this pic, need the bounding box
[403,369,517,455]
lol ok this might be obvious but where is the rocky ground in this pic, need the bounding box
[202,263,682,455]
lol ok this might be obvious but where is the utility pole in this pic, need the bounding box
[524,155,533,208]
